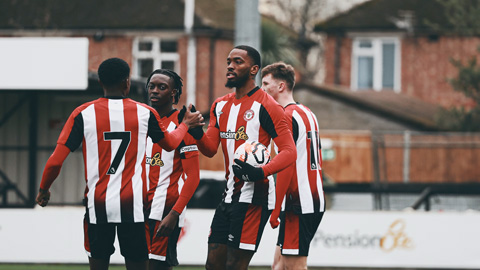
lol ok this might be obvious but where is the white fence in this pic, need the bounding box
[0,207,479,268]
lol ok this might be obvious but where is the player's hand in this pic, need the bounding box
[187,105,204,140]
[36,188,51,207]
[155,210,179,237]
[177,105,187,123]
[270,209,280,229]
[232,159,265,182]
[182,104,205,130]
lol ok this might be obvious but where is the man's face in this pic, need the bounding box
[262,74,281,101]
[147,73,175,108]
[225,48,253,89]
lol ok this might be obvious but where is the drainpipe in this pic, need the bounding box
[334,33,342,85]
[185,0,196,106]
[209,35,216,107]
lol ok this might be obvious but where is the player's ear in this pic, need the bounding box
[250,65,259,76]
[279,81,286,92]
[171,89,178,103]
[123,78,131,95]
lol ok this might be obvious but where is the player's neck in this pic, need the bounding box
[104,89,126,98]
[278,93,296,108]
[155,104,174,118]
[235,80,257,99]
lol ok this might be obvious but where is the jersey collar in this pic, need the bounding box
[247,86,260,97]
[104,96,127,99]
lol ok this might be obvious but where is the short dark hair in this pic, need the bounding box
[145,69,183,104]
[234,45,261,69]
[261,62,295,90]
[98,58,130,88]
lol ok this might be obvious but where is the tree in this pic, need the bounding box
[426,0,480,36]
[430,0,480,131]
[437,48,480,131]
[261,17,298,68]
[260,0,327,79]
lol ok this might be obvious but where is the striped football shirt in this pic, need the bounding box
[197,87,296,209]
[283,103,325,213]
[57,97,173,224]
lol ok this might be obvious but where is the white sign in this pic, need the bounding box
[0,208,479,269]
[0,37,89,90]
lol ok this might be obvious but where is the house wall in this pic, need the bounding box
[87,36,134,72]
[177,36,233,113]
[84,34,233,113]
[401,36,478,109]
[324,35,478,109]
[324,35,353,88]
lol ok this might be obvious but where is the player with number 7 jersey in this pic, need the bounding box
[39,95,201,224]
[36,58,204,270]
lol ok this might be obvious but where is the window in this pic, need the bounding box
[351,37,400,92]
[132,37,179,79]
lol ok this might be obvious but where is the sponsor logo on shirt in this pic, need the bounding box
[180,145,198,153]
[220,126,249,141]
[146,152,164,167]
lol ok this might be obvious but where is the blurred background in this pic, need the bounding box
[1,0,480,269]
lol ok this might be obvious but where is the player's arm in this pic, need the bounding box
[232,104,296,182]
[259,104,296,177]
[37,110,83,207]
[172,142,200,214]
[148,105,204,151]
[262,121,296,176]
[157,138,200,237]
[196,126,220,157]
[192,102,221,157]
[270,161,295,228]
[270,116,298,228]
[36,144,71,207]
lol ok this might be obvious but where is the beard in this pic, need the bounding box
[225,72,249,89]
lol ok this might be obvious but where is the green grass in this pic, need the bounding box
[0,265,271,270]
[1,264,413,270]
[0,265,199,270]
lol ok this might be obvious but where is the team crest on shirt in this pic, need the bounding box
[146,152,164,167]
[219,126,249,141]
[243,109,255,121]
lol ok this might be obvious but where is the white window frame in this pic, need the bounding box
[132,37,180,80]
[351,36,401,92]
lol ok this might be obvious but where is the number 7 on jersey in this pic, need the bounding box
[104,131,131,175]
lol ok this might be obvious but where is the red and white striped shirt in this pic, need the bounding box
[277,103,325,214]
[145,110,199,227]
[53,97,188,224]
[197,87,296,209]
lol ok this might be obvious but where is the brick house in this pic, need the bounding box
[314,0,478,109]
[0,0,238,206]
[305,0,480,187]
[0,0,236,112]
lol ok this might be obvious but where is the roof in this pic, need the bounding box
[314,0,452,34]
[0,0,234,32]
[296,81,442,131]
